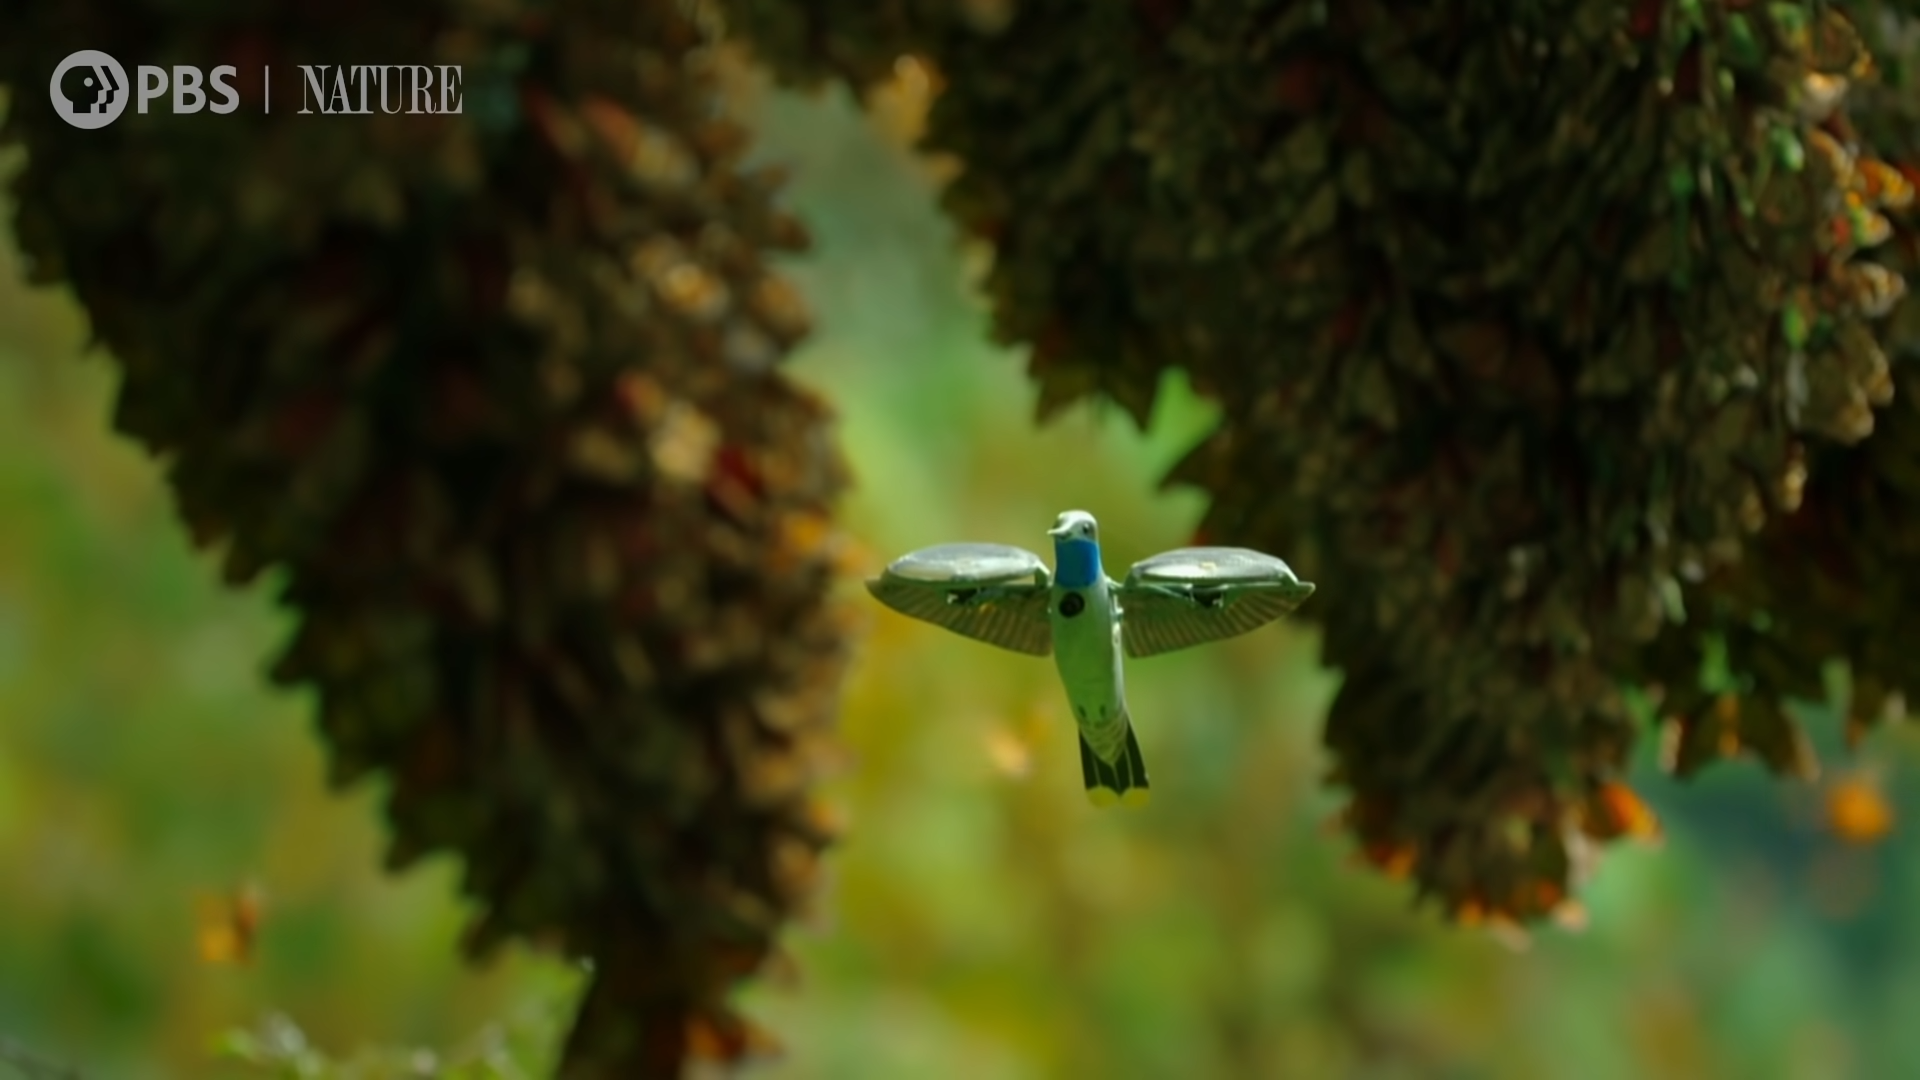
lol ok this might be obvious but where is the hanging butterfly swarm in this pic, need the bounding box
[727,0,1920,921]
[1,0,852,1073]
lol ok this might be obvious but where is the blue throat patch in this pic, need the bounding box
[1053,538,1102,588]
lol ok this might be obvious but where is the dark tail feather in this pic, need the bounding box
[1080,725,1151,807]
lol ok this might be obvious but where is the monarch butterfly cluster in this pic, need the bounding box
[1808,125,1911,321]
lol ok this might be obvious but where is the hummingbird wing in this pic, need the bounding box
[865,542,1055,656]
[1115,547,1315,659]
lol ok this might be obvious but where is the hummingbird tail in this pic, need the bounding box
[1080,723,1151,808]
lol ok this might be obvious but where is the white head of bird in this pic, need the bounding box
[1049,510,1098,539]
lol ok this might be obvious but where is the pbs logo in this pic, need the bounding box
[50,49,240,129]
[49,50,128,129]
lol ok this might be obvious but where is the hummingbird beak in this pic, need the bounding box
[1048,523,1072,538]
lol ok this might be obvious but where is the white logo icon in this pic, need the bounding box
[50,50,130,129]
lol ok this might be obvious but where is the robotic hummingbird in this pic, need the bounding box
[866,510,1315,807]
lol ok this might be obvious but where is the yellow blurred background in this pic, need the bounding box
[3,70,1920,1080]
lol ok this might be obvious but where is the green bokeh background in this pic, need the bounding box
[3,80,1920,1079]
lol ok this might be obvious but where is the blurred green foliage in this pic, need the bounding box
[6,71,1920,1080]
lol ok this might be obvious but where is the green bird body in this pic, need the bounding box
[1045,512,1151,806]
[866,510,1314,806]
